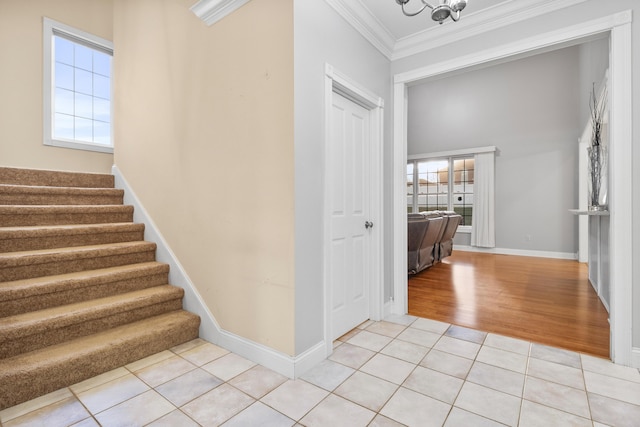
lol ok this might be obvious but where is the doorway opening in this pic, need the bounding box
[392,12,633,365]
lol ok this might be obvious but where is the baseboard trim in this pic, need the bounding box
[632,347,640,369]
[455,245,577,260]
[383,300,394,319]
[112,165,320,378]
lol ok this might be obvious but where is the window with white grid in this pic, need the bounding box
[43,18,113,153]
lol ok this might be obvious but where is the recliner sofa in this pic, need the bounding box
[407,211,462,275]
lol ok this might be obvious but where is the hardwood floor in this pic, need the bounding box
[408,251,610,358]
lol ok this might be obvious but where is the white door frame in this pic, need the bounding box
[392,11,634,366]
[324,64,384,356]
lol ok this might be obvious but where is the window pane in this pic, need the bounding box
[54,88,74,115]
[93,74,110,100]
[75,44,93,71]
[53,113,74,140]
[93,52,111,77]
[417,159,448,211]
[407,163,414,213]
[74,93,93,119]
[437,194,448,209]
[93,97,110,122]
[74,68,93,95]
[54,36,74,65]
[93,121,110,145]
[74,117,93,142]
[55,63,74,90]
[452,157,474,225]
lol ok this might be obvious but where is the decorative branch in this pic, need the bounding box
[589,82,606,147]
[588,82,607,209]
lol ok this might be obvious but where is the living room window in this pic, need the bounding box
[407,156,474,227]
[43,18,113,153]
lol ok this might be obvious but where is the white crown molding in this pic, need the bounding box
[324,0,395,59]
[394,10,631,84]
[393,0,590,60]
[327,0,590,61]
[190,0,251,26]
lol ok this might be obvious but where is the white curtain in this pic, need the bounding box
[471,151,495,248]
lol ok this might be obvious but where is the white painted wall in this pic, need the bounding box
[293,0,391,353]
[407,46,581,255]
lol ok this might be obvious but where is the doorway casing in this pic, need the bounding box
[324,64,385,357]
[391,11,634,366]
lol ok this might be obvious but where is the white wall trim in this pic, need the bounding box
[325,0,588,60]
[608,20,634,367]
[190,0,251,26]
[392,81,408,317]
[408,145,497,161]
[632,348,640,369]
[392,11,634,366]
[394,10,632,85]
[455,245,577,261]
[112,165,319,378]
[323,64,385,357]
[392,0,590,60]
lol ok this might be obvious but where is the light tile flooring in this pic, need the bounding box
[2,315,640,427]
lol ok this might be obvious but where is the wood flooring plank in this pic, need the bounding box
[408,251,610,358]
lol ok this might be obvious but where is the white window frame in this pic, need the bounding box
[43,18,114,154]
[407,146,495,233]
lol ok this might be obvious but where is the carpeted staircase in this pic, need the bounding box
[0,167,201,410]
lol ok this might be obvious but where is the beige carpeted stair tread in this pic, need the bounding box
[0,223,145,252]
[0,205,134,226]
[0,167,114,188]
[0,184,123,206]
[0,310,200,409]
[0,262,169,303]
[0,241,157,281]
[0,285,184,358]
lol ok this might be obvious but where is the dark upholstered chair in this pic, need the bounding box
[416,215,444,272]
[407,211,462,274]
[437,212,462,261]
[407,217,428,274]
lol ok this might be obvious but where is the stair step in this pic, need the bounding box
[0,262,170,317]
[0,167,114,189]
[0,241,157,282]
[0,223,145,252]
[0,310,200,409]
[0,205,134,227]
[0,285,185,358]
[0,184,124,206]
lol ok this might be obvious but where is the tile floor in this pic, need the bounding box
[1,315,640,427]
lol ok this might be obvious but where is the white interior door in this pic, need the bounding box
[329,92,371,340]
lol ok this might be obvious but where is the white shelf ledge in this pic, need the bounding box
[569,209,610,216]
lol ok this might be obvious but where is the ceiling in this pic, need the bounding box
[363,0,502,40]
[326,0,589,60]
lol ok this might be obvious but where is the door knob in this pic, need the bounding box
[365,221,374,229]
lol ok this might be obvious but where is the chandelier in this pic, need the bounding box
[395,0,468,24]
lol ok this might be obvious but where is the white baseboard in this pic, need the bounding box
[455,245,577,260]
[632,347,640,369]
[111,165,322,378]
[383,299,394,318]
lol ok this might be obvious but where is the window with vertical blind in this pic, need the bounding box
[43,18,113,153]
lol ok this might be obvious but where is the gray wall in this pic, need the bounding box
[293,0,391,354]
[408,46,582,255]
